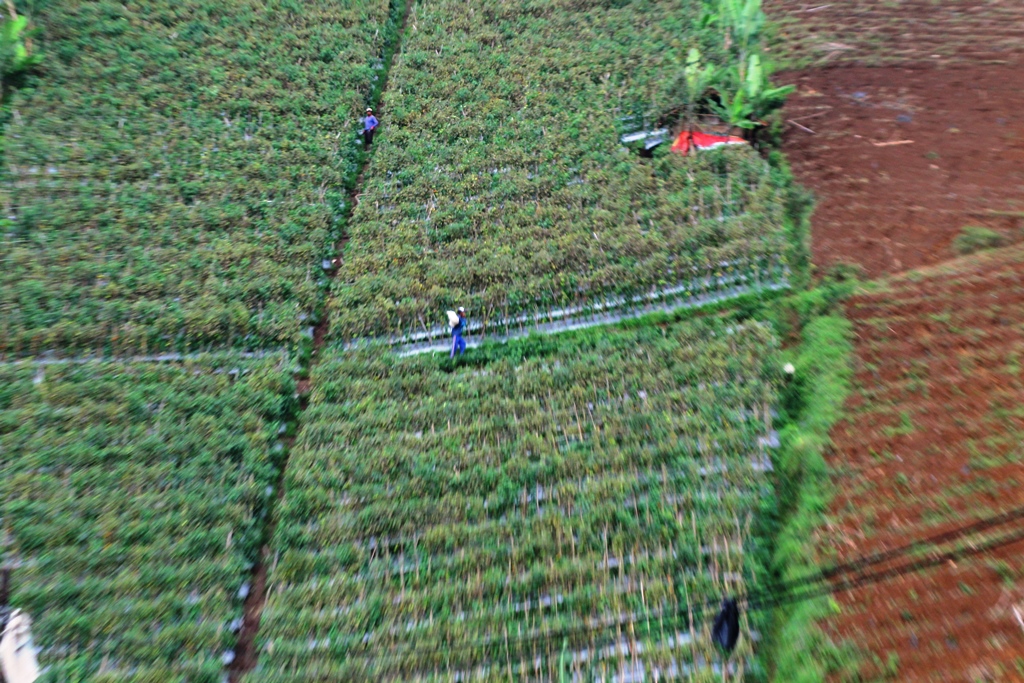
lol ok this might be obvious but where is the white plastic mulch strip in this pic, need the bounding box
[391,279,789,357]
[0,349,290,367]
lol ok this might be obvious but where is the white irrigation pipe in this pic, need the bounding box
[0,349,289,368]
[383,264,780,347]
[391,280,790,357]
[0,273,786,365]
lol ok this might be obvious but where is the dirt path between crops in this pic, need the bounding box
[226,429,295,681]
[225,1,415,680]
[779,62,1024,279]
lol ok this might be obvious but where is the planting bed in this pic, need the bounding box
[330,0,790,342]
[765,0,1024,67]
[249,317,780,681]
[1,0,399,356]
[0,355,295,681]
[777,63,1024,279]
[824,245,1024,679]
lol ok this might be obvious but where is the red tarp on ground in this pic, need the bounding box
[671,130,748,155]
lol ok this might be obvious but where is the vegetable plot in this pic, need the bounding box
[252,318,780,681]
[331,0,789,342]
[0,0,398,356]
[0,355,295,681]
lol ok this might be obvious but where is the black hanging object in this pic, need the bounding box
[712,597,740,653]
[0,566,10,634]
[0,567,9,607]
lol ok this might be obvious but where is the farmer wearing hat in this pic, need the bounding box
[449,307,467,358]
[363,107,378,148]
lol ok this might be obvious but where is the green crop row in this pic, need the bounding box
[0,355,295,682]
[0,0,399,356]
[248,317,780,681]
[328,0,789,342]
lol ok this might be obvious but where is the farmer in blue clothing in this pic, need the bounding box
[450,307,467,358]
[363,107,378,147]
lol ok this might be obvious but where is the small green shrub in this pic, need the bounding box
[953,226,1006,256]
[824,262,866,284]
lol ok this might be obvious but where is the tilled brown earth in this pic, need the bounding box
[779,63,1024,279]
[763,2,1024,680]
[764,0,1024,67]
[824,246,1024,680]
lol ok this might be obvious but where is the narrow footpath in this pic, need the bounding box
[225,0,415,678]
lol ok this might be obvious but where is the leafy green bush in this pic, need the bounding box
[0,12,43,82]
[952,225,1007,256]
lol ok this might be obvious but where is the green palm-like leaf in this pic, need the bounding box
[0,15,41,75]
[0,15,27,44]
[685,47,715,102]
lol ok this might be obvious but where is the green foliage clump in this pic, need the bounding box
[657,0,793,139]
[0,11,43,83]
[952,225,1007,256]
[706,0,794,133]
[0,354,296,679]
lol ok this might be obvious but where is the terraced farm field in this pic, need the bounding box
[824,245,1024,680]
[0,355,295,681]
[0,0,806,681]
[762,1,1024,677]
[765,0,1024,67]
[0,0,401,356]
[251,318,781,681]
[331,0,790,342]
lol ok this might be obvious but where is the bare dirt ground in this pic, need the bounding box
[780,64,1024,279]
[825,247,1024,681]
[765,2,1024,679]
[765,0,1024,68]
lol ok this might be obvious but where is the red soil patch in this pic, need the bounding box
[823,246,1024,681]
[780,63,1024,279]
[765,0,1024,67]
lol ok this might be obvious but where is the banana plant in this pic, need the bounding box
[714,86,756,130]
[675,46,717,128]
[0,13,42,81]
[714,53,794,131]
[725,0,765,54]
[709,0,765,75]
[742,53,794,123]
[652,45,716,130]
